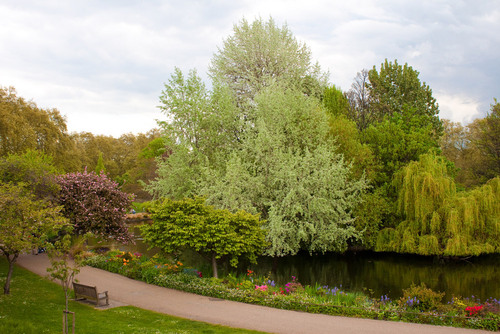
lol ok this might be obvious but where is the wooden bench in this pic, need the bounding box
[73,282,109,306]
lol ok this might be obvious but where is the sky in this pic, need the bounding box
[1,0,499,137]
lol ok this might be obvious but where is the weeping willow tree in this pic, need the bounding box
[376,153,500,256]
[442,178,499,256]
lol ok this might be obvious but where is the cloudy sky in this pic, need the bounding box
[1,0,499,137]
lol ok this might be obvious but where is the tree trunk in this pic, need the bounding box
[3,253,18,294]
[211,253,218,278]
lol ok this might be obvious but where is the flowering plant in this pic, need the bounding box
[255,285,268,292]
[465,305,483,316]
[284,276,303,294]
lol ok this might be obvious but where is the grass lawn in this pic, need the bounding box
[0,259,265,334]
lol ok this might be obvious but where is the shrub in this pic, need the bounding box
[399,283,445,312]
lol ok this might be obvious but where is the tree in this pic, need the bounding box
[439,119,480,188]
[151,19,367,256]
[46,231,85,334]
[323,85,350,117]
[0,86,78,171]
[375,153,500,256]
[0,150,60,200]
[94,152,106,175]
[147,69,240,200]
[367,59,442,137]
[209,17,327,107]
[140,197,266,278]
[200,85,368,257]
[440,101,500,188]
[471,99,500,181]
[346,69,373,131]
[0,182,67,294]
[56,170,134,243]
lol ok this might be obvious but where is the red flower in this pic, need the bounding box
[465,305,483,316]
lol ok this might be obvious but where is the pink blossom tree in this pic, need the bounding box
[56,170,134,243]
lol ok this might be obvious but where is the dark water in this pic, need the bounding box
[97,223,500,301]
[252,251,500,301]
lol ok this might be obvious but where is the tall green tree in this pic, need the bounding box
[147,69,240,199]
[209,17,327,107]
[375,153,499,256]
[0,87,77,171]
[343,60,442,183]
[201,85,368,256]
[367,59,442,137]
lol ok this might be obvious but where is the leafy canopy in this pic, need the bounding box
[140,197,266,277]
[209,17,327,105]
[0,182,67,294]
[376,153,500,256]
[0,86,77,171]
[199,84,369,257]
[56,170,134,243]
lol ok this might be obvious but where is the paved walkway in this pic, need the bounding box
[17,254,491,334]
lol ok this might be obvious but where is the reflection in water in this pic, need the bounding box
[253,251,500,301]
[93,224,499,301]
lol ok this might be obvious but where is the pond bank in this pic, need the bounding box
[17,254,493,334]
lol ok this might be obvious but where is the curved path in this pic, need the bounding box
[17,254,491,334]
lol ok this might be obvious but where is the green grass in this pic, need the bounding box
[0,259,265,334]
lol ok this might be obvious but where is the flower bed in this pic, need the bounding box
[84,251,500,331]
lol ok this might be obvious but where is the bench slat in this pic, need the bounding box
[73,282,109,306]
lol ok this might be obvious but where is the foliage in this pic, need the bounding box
[140,198,266,277]
[71,129,161,200]
[95,152,106,175]
[209,17,327,105]
[469,99,500,182]
[376,153,500,256]
[201,85,368,257]
[326,114,376,179]
[323,85,349,117]
[367,59,442,137]
[0,182,67,294]
[148,69,240,200]
[353,190,391,248]
[363,116,440,187]
[399,283,445,312]
[0,150,60,200]
[0,86,77,171]
[56,170,134,243]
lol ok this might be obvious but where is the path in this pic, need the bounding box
[17,254,491,334]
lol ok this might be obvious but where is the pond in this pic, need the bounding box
[97,223,500,302]
[252,251,500,301]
